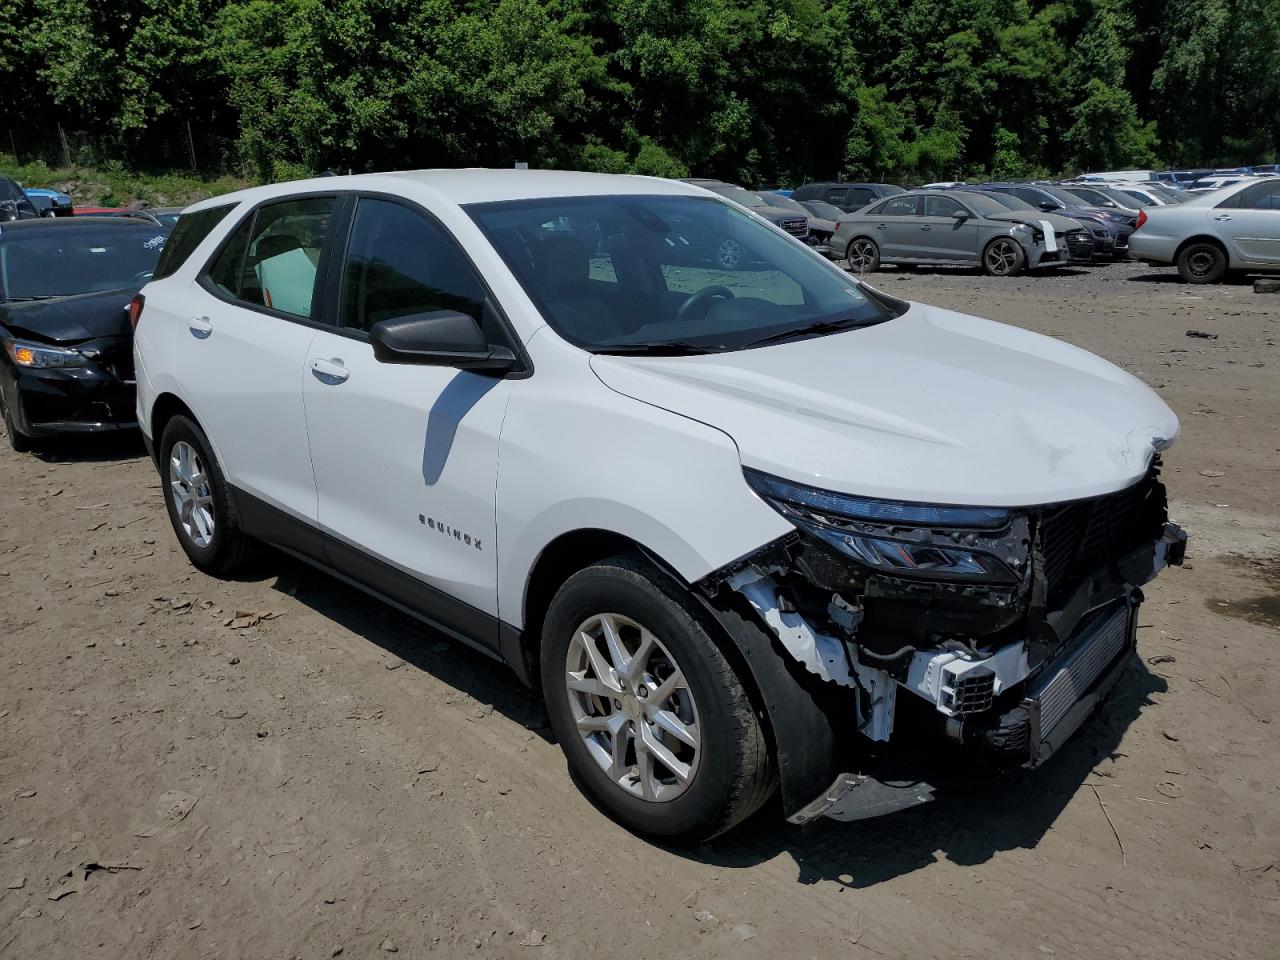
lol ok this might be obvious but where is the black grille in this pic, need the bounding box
[778,217,808,237]
[1038,469,1165,601]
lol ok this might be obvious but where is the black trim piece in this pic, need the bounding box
[230,485,507,661]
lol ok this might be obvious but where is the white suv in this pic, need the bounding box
[134,170,1187,841]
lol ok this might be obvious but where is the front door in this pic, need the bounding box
[302,196,511,648]
[1218,181,1280,265]
[920,195,979,261]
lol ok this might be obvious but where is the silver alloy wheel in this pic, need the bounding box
[169,440,215,549]
[848,239,877,273]
[985,239,1020,275]
[1186,247,1218,278]
[716,236,743,269]
[565,612,701,802]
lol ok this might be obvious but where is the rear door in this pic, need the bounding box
[1216,181,1280,264]
[177,194,341,548]
[871,195,922,260]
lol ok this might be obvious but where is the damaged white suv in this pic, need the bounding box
[134,170,1187,841]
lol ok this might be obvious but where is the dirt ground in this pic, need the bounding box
[2,259,1278,960]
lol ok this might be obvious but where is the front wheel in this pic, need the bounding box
[846,237,881,273]
[1177,242,1227,284]
[983,237,1026,276]
[159,415,258,576]
[541,555,776,841]
[1,393,32,453]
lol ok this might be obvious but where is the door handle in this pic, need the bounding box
[876,223,887,230]
[311,357,350,384]
[1214,215,1232,221]
[188,316,213,339]
[920,226,932,231]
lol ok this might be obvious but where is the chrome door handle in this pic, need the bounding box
[188,316,213,339]
[876,223,887,230]
[311,357,350,384]
[1214,215,1232,221]
[920,226,932,231]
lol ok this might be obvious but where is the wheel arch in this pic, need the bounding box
[1174,233,1228,260]
[149,392,199,468]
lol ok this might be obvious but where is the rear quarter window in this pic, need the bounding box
[152,203,235,280]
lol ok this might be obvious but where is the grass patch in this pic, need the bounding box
[0,156,254,208]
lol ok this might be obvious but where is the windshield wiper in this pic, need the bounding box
[2,295,63,302]
[740,316,876,349]
[594,341,715,356]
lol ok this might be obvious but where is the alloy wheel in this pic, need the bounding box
[169,440,215,549]
[985,239,1019,275]
[848,239,877,273]
[564,612,701,802]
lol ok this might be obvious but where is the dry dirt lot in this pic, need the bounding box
[2,259,1278,960]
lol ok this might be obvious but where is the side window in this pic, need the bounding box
[340,198,485,334]
[880,196,919,216]
[206,212,254,299]
[153,203,233,280]
[824,188,848,206]
[923,195,966,217]
[1236,181,1280,210]
[846,188,875,208]
[239,197,335,318]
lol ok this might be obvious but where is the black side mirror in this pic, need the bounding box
[1038,200,1060,211]
[0,200,18,222]
[370,310,516,373]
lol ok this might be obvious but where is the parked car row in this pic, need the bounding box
[1,169,1189,843]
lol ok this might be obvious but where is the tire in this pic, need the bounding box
[846,237,880,273]
[983,237,1026,276]
[159,414,257,576]
[1177,242,1227,284]
[713,234,746,271]
[0,392,32,453]
[541,554,776,841]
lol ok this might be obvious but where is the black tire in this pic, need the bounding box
[1176,241,1227,284]
[846,237,881,273]
[983,237,1026,276]
[0,392,32,453]
[541,554,776,841]
[158,414,258,576]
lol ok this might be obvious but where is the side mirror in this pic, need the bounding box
[0,200,18,222]
[370,310,516,373]
[952,210,969,221]
[1038,200,1060,211]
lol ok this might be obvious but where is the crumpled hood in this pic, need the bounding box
[988,211,1083,233]
[0,289,133,343]
[590,303,1179,507]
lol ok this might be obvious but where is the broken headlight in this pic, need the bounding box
[744,468,1020,582]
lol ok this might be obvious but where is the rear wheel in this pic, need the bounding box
[541,555,776,841]
[0,393,32,453]
[846,237,880,273]
[159,415,258,576]
[983,237,1026,276]
[1177,242,1227,284]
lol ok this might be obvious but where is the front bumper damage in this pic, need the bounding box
[699,464,1187,825]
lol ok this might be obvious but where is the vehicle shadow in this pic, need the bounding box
[265,552,551,739]
[29,430,148,464]
[872,265,1093,279]
[688,660,1167,885]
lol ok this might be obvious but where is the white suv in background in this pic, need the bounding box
[133,171,1187,841]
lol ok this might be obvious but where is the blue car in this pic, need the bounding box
[23,186,74,217]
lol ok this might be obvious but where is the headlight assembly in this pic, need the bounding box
[744,468,1021,582]
[4,338,88,369]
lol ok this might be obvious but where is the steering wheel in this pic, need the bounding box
[678,285,735,322]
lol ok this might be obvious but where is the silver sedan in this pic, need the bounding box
[830,191,1066,276]
[1128,178,1280,283]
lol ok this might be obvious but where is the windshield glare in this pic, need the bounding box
[979,191,1035,211]
[467,194,889,354]
[953,192,1010,217]
[0,227,166,299]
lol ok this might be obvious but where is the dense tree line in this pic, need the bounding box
[2,0,1278,184]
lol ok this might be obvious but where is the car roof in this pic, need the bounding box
[0,216,160,235]
[186,169,710,215]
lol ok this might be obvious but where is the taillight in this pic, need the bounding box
[1134,209,1147,230]
[128,293,145,331]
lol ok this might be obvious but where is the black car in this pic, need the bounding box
[791,182,905,213]
[0,218,168,451]
[977,183,1138,259]
[0,176,40,221]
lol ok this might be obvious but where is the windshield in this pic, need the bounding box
[1039,186,1085,207]
[800,200,844,219]
[976,191,1036,211]
[154,211,181,228]
[952,192,1012,217]
[707,185,771,210]
[0,226,167,299]
[467,194,890,354]
[761,193,809,216]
